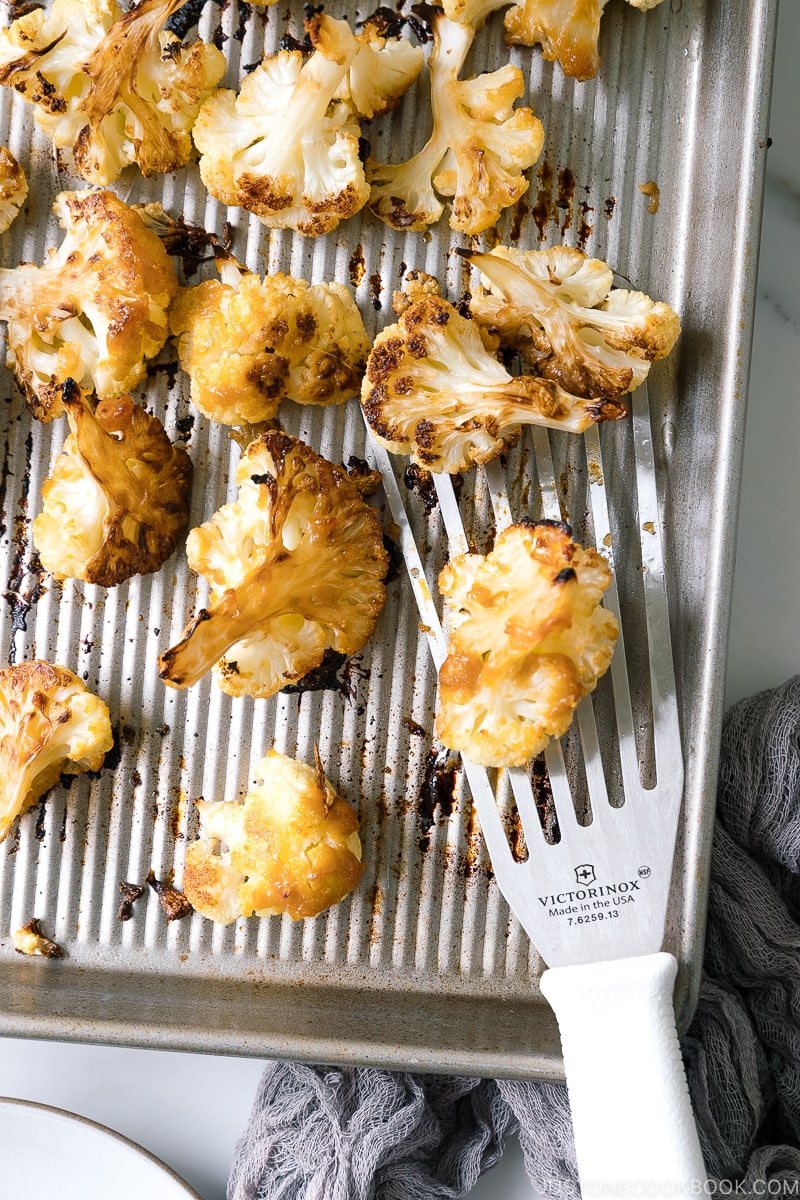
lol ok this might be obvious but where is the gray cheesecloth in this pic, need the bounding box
[228,676,800,1199]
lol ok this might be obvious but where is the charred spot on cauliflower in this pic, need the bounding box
[504,0,665,81]
[0,146,27,233]
[0,0,225,185]
[361,276,626,474]
[467,245,681,402]
[33,379,193,587]
[368,12,544,235]
[436,522,618,767]
[0,189,178,423]
[193,13,410,236]
[0,660,113,843]
[159,431,388,698]
[182,749,365,922]
[169,256,369,426]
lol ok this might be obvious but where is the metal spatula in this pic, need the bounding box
[364,382,708,1195]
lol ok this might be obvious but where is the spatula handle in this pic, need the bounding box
[540,952,707,1196]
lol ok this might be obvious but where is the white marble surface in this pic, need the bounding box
[0,4,797,1198]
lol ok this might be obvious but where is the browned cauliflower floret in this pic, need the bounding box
[368,12,544,235]
[0,190,178,423]
[159,431,388,697]
[0,661,113,843]
[0,146,27,233]
[182,750,365,922]
[169,256,370,426]
[0,0,225,185]
[504,0,664,81]
[33,380,193,587]
[468,246,681,402]
[436,522,618,767]
[192,13,418,237]
[333,12,423,120]
[361,279,626,474]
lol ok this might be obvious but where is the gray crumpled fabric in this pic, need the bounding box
[228,677,800,1199]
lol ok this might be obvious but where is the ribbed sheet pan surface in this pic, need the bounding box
[0,0,777,1077]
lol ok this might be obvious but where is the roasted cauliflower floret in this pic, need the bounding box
[159,431,388,697]
[0,661,113,843]
[467,246,681,402]
[437,522,618,767]
[169,256,369,426]
[194,14,377,237]
[182,749,365,922]
[0,0,225,185]
[33,380,193,587]
[504,0,664,81]
[333,12,424,120]
[0,146,27,233]
[361,279,626,474]
[368,13,543,235]
[0,189,178,423]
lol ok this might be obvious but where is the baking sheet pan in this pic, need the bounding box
[0,0,778,1078]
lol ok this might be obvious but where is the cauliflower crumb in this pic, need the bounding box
[0,189,178,423]
[12,918,63,959]
[0,146,27,233]
[159,431,388,697]
[436,522,618,767]
[0,0,225,185]
[33,379,193,588]
[169,257,369,426]
[182,749,365,922]
[0,661,113,844]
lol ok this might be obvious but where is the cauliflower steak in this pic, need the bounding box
[468,245,681,402]
[0,189,178,423]
[33,380,193,587]
[159,432,388,697]
[436,522,618,767]
[361,276,626,473]
[182,750,365,922]
[0,661,113,843]
[368,12,544,235]
[0,0,225,184]
[169,257,369,425]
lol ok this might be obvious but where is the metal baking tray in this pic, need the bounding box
[0,0,778,1078]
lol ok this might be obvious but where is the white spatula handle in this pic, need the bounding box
[540,952,707,1196]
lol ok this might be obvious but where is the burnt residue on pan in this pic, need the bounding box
[557,167,576,236]
[234,0,252,40]
[417,746,459,852]
[4,431,48,664]
[403,464,438,514]
[167,0,213,39]
[349,245,366,288]
[531,160,554,240]
[530,752,559,843]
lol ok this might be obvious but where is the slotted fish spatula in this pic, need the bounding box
[364,382,707,1195]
